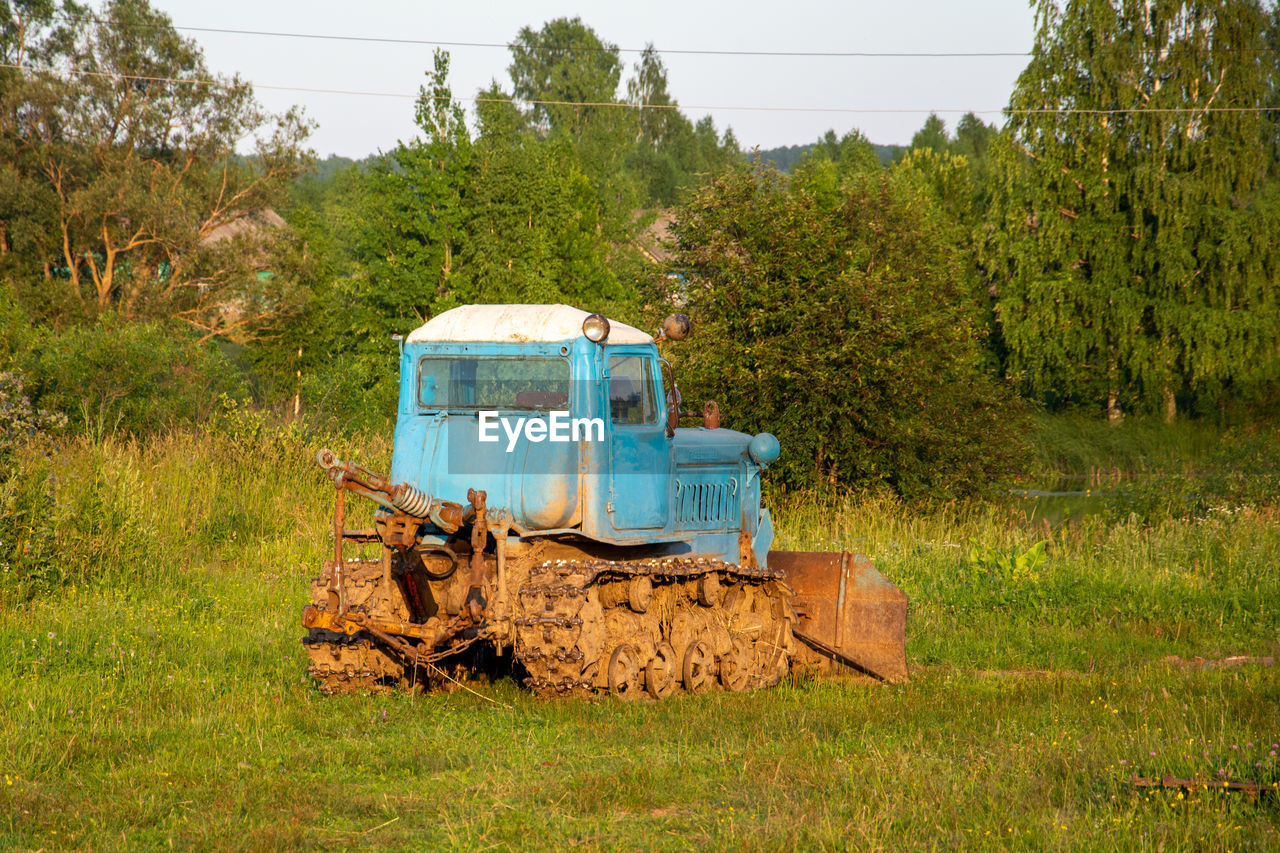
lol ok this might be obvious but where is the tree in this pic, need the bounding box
[455,135,620,307]
[475,80,526,141]
[670,161,1028,497]
[988,0,1280,421]
[262,22,750,418]
[952,112,998,189]
[795,128,882,178]
[508,17,624,140]
[627,44,689,149]
[505,18,641,237]
[910,113,951,154]
[0,0,311,339]
[623,44,695,204]
[1267,3,1280,160]
[623,44,750,205]
[953,112,996,162]
[314,47,475,409]
[690,115,741,172]
[323,50,624,357]
[280,48,633,423]
[904,112,998,188]
[893,147,978,230]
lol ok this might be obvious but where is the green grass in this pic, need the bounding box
[1027,412,1278,486]
[1028,413,1221,479]
[1,423,1278,850]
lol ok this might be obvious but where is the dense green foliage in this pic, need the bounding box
[0,299,246,436]
[757,140,906,172]
[247,26,744,429]
[987,0,1280,420]
[669,160,1030,497]
[368,51,625,314]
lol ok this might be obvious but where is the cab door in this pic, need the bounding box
[606,349,671,530]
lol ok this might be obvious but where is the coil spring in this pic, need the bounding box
[391,484,432,517]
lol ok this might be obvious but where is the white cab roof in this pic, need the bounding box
[406,304,653,345]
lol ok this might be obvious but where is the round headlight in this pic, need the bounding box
[748,432,781,465]
[582,313,610,343]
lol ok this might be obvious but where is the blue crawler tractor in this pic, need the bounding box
[302,305,906,698]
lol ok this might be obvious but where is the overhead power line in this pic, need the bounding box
[51,12,1031,58]
[4,63,1277,116]
[166,25,1034,58]
[51,12,1280,59]
[169,26,1280,58]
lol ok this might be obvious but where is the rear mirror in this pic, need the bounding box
[658,313,691,342]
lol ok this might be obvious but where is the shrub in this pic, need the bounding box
[669,161,1031,498]
[12,315,248,437]
[0,371,66,462]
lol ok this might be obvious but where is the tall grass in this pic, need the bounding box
[1028,413,1276,482]
[0,402,391,603]
[772,490,1279,670]
[0,416,1276,849]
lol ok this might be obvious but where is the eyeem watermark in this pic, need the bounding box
[478,410,605,452]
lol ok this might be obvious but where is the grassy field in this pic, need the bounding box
[1,418,1277,850]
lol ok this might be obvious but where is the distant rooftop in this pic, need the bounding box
[633,210,676,265]
[200,208,286,246]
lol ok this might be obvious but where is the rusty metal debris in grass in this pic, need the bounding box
[1131,774,1278,802]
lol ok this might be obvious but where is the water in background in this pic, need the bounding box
[1011,479,1114,526]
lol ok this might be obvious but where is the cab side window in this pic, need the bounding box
[608,356,657,425]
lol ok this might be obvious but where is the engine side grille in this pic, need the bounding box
[674,479,737,529]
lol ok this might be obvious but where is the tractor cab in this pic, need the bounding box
[388,304,777,566]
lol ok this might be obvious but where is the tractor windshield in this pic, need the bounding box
[417,357,569,410]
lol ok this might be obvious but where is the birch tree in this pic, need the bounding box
[988,0,1280,420]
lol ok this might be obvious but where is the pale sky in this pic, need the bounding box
[147,0,1039,158]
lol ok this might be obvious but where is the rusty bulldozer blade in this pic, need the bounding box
[770,550,908,683]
